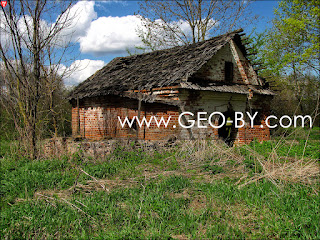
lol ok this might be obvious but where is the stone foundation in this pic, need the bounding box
[41,137,179,159]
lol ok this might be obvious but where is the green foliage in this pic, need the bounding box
[268,75,320,125]
[245,30,266,71]
[0,140,11,158]
[0,108,18,142]
[273,126,320,140]
[248,0,320,123]
[160,175,190,193]
[200,181,319,239]
[243,158,263,173]
[0,148,178,208]
[262,0,319,76]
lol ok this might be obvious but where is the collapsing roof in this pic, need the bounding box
[69,29,274,101]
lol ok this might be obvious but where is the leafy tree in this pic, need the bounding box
[243,30,265,73]
[245,0,319,122]
[262,0,319,78]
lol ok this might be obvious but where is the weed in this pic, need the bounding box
[202,164,225,174]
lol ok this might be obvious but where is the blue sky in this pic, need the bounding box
[44,0,280,86]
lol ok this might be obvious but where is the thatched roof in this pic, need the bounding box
[69,29,271,100]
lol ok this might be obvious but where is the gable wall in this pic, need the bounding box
[229,40,260,85]
[191,41,259,85]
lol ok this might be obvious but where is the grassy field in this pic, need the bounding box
[0,128,319,239]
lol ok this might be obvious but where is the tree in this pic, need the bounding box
[242,30,265,74]
[0,0,76,158]
[136,0,256,51]
[251,0,320,123]
[261,0,319,78]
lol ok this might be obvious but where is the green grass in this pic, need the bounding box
[1,175,318,239]
[0,156,76,205]
[0,147,179,207]
[242,139,319,160]
[202,164,225,174]
[273,126,320,141]
[236,127,320,164]
[0,135,319,239]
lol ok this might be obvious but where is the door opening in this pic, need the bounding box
[218,110,237,146]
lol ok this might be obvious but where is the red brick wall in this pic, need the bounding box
[234,120,271,145]
[234,96,272,145]
[71,94,272,143]
[71,95,180,140]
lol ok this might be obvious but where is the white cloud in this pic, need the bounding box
[79,15,144,55]
[0,12,11,48]
[56,1,97,42]
[0,1,96,49]
[1,1,215,56]
[0,13,51,49]
[60,59,105,86]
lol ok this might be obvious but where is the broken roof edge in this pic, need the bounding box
[117,28,244,62]
[69,82,274,104]
[179,82,275,96]
[121,92,181,107]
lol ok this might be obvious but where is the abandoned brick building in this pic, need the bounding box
[69,29,275,145]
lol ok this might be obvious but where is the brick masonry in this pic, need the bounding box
[72,95,180,141]
[71,92,272,144]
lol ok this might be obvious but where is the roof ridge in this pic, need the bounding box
[117,28,244,60]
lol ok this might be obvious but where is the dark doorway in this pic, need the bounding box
[218,110,237,146]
